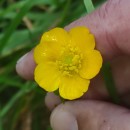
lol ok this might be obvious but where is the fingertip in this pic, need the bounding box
[50,104,78,130]
[16,50,36,80]
[45,92,61,111]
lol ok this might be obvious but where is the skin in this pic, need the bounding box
[16,0,130,129]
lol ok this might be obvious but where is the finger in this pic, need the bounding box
[50,100,130,130]
[16,50,36,80]
[45,92,61,111]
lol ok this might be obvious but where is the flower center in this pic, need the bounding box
[56,45,82,76]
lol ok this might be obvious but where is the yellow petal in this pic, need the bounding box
[34,41,61,64]
[69,26,95,51]
[40,28,70,45]
[59,75,90,100]
[79,50,103,79]
[34,62,60,92]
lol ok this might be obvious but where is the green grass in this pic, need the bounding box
[0,0,120,130]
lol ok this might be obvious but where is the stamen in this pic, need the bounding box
[56,45,82,76]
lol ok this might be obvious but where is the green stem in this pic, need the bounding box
[83,0,95,13]
[102,63,120,104]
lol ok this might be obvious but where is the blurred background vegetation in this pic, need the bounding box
[0,0,106,130]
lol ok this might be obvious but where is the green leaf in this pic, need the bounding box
[0,1,26,18]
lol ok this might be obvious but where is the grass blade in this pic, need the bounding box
[0,81,35,118]
[0,0,51,53]
[84,0,95,13]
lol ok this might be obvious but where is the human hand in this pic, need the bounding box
[16,0,130,129]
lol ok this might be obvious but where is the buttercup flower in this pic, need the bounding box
[34,26,103,100]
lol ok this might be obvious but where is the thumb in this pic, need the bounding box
[50,100,130,130]
[65,0,130,60]
[16,0,130,79]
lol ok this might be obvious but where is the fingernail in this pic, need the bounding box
[17,53,29,64]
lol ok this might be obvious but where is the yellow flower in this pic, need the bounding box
[34,26,103,100]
